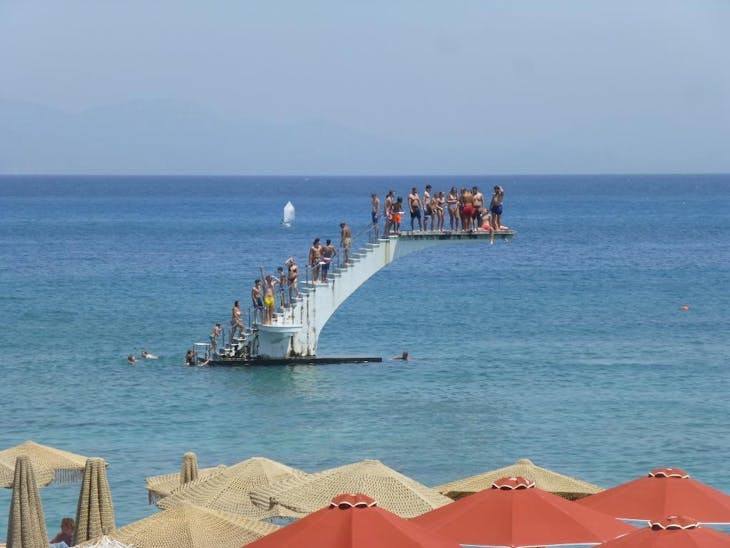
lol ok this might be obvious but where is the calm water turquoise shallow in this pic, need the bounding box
[1,174,729,539]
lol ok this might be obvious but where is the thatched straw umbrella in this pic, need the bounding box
[250,459,452,518]
[179,452,198,484]
[434,457,603,500]
[0,456,54,489]
[0,440,93,484]
[77,503,280,548]
[75,457,115,545]
[146,463,227,505]
[6,455,49,548]
[157,456,307,519]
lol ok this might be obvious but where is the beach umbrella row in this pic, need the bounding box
[6,441,730,548]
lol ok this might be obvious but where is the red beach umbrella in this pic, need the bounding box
[244,493,461,548]
[597,515,730,547]
[412,476,635,547]
[577,467,730,523]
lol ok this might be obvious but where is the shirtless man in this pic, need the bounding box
[277,266,288,307]
[285,257,300,302]
[472,185,484,229]
[309,238,322,283]
[381,190,395,238]
[320,238,337,282]
[230,300,244,343]
[340,223,352,264]
[251,279,264,324]
[408,187,422,231]
[371,193,380,240]
[422,185,433,231]
[490,185,505,230]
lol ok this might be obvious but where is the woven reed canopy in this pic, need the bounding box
[250,459,452,518]
[79,503,280,548]
[0,440,96,485]
[6,455,50,548]
[75,457,116,545]
[145,453,227,504]
[435,458,603,500]
[0,456,54,489]
[157,456,308,519]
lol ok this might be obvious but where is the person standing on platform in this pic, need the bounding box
[230,300,244,343]
[309,238,323,283]
[263,275,276,324]
[447,186,459,231]
[209,323,221,353]
[472,185,485,229]
[340,223,352,264]
[251,280,264,324]
[490,185,505,230]
[286,257,300,302]
[277,266,288,308]
[321,239,337,282]
[371,193,380,240]
[382,190,395,238]
[408,187,423,231]
[422,185,433,231]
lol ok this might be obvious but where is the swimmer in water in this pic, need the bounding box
[391,351,410,362]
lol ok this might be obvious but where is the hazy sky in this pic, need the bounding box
[1,0,728,174]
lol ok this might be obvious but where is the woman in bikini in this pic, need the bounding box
[286,258,300,302]
[447,187,459,231]
[460,187,475,231]
[434,191,446,231]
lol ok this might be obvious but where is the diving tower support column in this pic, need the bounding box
[256,230,514,358]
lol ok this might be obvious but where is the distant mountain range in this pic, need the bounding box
[0,98,446,175]
[2,98,727,175]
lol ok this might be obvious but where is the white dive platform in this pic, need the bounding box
[255,229,514,359]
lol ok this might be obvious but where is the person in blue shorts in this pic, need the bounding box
[490,185,505,230]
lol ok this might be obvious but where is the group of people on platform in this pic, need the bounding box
[370,184,505,237]
[202,185,506,359]
[221,222,353,346]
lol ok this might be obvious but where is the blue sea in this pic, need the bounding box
[1,174,729,540]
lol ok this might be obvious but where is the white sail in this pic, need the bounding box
[282,201,295,226]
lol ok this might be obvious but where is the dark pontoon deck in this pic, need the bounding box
[207,356,383,366]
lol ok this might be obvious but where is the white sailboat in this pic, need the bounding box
[282,201,295,227]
